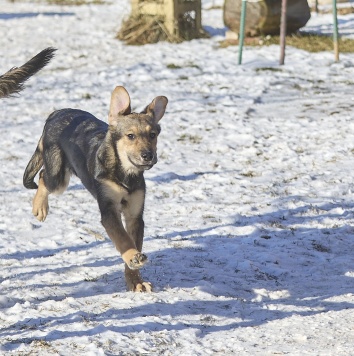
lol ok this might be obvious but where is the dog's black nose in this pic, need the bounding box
[141,151,154,162]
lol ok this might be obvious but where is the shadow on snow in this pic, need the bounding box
[1,196,354,347]
[0,12,75,20]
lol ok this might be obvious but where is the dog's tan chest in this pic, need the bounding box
[100,179,144,216]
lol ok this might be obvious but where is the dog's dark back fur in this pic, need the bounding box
[24,109,104,191]
[23,107,153,195]
[0,47,56,98]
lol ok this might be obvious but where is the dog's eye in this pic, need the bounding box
[127,134,135,140]
[149,132,156,139]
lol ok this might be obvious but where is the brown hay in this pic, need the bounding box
[117,15,182,45]
[117,14,209,45]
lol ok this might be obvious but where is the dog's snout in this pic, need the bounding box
[141,150,154,162]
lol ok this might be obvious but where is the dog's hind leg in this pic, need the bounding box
[32,145,70,222]
[23,136,49,221]
[23,136,44,190]
[32,170,50,222]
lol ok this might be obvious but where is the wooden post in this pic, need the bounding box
[279,0,287,65]
[130,0,202,40]
[333,0,339,62]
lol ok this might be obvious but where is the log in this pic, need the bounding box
[224,0,311,36]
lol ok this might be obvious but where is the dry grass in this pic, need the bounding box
[220,33,354,53]
[117,16,182,45]
[314,6,354,16]
[117,14,208,45]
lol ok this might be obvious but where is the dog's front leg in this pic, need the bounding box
[124,215,152,292]
[98,199,147,270]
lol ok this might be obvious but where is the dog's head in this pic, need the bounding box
[108,86,168,175]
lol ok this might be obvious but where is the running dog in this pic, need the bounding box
[23,86,168,292]
[0,47,56,98]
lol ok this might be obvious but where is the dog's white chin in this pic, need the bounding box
[132,163,154,173]
[124,165,152,176]
[140,164,154,170]
[128,157,156,171]
[124,162,154,175]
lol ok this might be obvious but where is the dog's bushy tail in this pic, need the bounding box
[23,137,44,190]
[0,47,56,99]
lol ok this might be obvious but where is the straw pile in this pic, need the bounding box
[117,12,209,45]
[117,16,182,45]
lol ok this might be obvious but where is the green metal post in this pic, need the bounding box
[238,0,247,65]
[333,0,339,62]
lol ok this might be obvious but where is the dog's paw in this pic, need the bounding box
[32,204,48,222]
[128,252,148,270]
[125,266,152,292]
[32,186,49,222]
[134,282,153,293]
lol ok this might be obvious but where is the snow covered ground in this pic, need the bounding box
[1,0,354,354]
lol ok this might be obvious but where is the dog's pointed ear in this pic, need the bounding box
[108,86,131,126]
[142,96,168,123]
